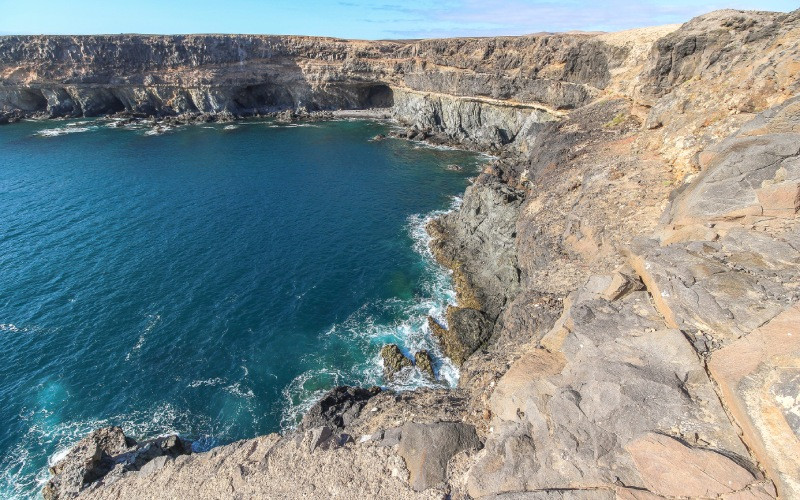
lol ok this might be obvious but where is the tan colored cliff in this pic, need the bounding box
[16,8,800,499]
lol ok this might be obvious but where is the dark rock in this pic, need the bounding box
[414,350,435,378]
[125,434,191,471]
[302,426,355,452]
[380,344,413,378]
[429,179,525,321]
[445,164,463,171]
[370,133,387,141]
[300,385,381,431]
[136,455,168,476]
[0,110,23,125]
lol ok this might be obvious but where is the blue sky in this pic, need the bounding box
[0,0,796,39]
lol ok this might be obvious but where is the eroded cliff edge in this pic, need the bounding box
[6,8,800,499]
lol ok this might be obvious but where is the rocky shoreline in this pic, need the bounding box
[2,8,800,499]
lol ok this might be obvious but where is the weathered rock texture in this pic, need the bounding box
[25,7,800,500]
[42,427,191,500]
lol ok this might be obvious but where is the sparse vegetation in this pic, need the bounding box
[604,112,627,128]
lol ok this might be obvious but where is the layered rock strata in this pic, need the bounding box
[8,8,800,499]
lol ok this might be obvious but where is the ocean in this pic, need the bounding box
[0,118,485,497]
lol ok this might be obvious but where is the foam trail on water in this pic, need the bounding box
[36,125,98,137]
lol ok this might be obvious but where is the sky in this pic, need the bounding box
[0,0,797,39]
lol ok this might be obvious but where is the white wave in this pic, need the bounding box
[279,195,466,431]
[280,368,345,431]
[223,125,239,130]
[188,377,226,388]
[124,314,161,361]
[35,126,95,138]
[224,383,255,399]
[144,127,172,136]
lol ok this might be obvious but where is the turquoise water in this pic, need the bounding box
[0,118,484,497]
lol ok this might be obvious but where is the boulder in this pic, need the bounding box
[396,422,481,491]
[42,427,192,499]
[600,268,643,302]
[414,350,435,378]
[380,344,413,378]
[43,426,133,499]
[300,385,381,431]
[126,434,191,471]
[302,426,333,451]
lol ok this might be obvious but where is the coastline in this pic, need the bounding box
[1,115,487,499]
[3,8,799,499]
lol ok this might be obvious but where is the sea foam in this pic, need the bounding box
[279,196,464,431]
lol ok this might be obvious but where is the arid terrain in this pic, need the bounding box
[2,8,799,499]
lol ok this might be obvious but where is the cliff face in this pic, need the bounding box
[0,30,626,150]
[8,8,800,500]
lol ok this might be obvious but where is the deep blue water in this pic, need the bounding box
[0,118,484,497]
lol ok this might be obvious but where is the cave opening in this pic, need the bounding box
[364,84,394,109]
[233,84,295,115]
[14,88,48,113]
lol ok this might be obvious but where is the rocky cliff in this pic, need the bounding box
[5,8,800,500]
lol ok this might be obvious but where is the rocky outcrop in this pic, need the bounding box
[25,7,800,500]
[468,285,761,497]
[391,88,558,150]
[464,74,800,498]
[380,344,413,378]
[428,308,495,366]
[43,427,191,499]
[73,432,425,500]
[413,350,435,378]
[300,385,382,432]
